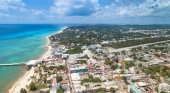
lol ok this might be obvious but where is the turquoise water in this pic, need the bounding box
[0,24,65,93]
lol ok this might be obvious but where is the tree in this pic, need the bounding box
[110,87,115,92]
[155,87,158,92]
[139,63,142,68]
[121,50,126,55]
[20,88,27,93]
[85,84,89,90]
[104,58,112,65]
[150,74,156,79]
[29,82,37,91]
[160,91,167,93]
[120,69,125,74]
[56,76,63,82]
[162,66,168,72]
[57,65,66,70]
[136,70,139,74]
[92,77,101,83]
[57,88,64,93]
[111,64,118,70]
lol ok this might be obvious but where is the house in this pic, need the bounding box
[159,83,170,93]
[81,45,87,50]
[51,44,66,55]
[128,82,153,93]
[50,75,60,93]
[71,73,84,93]
[142,45,149,50]
[104,81,118,90]
[89,44,102,50]
[101,41,110,45]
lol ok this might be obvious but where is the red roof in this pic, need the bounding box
[53,77,56,84]
[120,62,125,67]
[86,64,94,69]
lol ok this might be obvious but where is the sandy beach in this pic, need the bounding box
[54,26,67,35]
[8,27,66,93]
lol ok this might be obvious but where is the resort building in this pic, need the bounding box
[128,82,153,93]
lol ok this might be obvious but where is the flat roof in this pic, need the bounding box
[136,82,148,87]
[71,73,80,81]
[129,84,141,93]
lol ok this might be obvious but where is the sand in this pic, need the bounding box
[8,27,67,93]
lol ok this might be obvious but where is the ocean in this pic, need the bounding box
[0,24,65,93]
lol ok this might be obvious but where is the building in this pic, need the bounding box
[26,60,42,67]
[128,82,153,93]
[159,83,170,93]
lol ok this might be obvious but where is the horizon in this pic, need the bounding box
[0,0,170,24]
[1,23,170,25]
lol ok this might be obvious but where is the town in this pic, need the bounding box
[20,25,170,93]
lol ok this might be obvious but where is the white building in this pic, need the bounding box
[26,60,42,67]
[159,83,170,93]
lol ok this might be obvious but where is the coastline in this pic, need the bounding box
[8,27,66,93]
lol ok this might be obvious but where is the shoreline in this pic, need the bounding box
[8,27,67,93]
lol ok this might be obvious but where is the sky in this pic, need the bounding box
[0,0,170,24]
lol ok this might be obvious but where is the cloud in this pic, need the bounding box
[50,0,100,16]
[49,0,170,18]
[0,0,25,10]
[31,9,46,20]
[91,0,170,19]
[0,12,10,18]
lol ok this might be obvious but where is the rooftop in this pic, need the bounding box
[129,84,141,93]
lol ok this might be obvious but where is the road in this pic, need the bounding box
[106,40,170,52]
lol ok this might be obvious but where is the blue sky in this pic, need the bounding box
[0,0,170,24]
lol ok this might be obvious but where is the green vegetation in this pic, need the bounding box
[50,25,170,50]
[104,57,118,70]
[120,69,125,74]
[20,88,27,93]
[95,88,106,93]
[122,76,129,85]
[57,65,66,70]
[110,87,115,92]
[29,82,37,91]
[109,37,169,48]
[56,76,63,82]
[80,55,89,59]
[57,88,65,93]
[141,65,170,81]
[104,58,112,65]
[66,46,83,54]
[81,76,102,85]
[124,61,135,69]
[48,65,66,71]
[37,84,49,90]
[160,91,167,93]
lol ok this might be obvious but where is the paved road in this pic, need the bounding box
[106,40,170,52]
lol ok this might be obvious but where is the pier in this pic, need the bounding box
[0,62,26,66]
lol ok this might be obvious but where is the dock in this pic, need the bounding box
[0,62,26,66]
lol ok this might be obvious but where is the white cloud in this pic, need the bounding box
[32,10,45,15]
[0,0,25,10]
[50,0,100,16]
[92,0,170,18]
[31,9,46,20]
[0,12,10,18]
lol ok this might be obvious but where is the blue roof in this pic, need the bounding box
[167,78,170,82]
[129,84,141,93]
